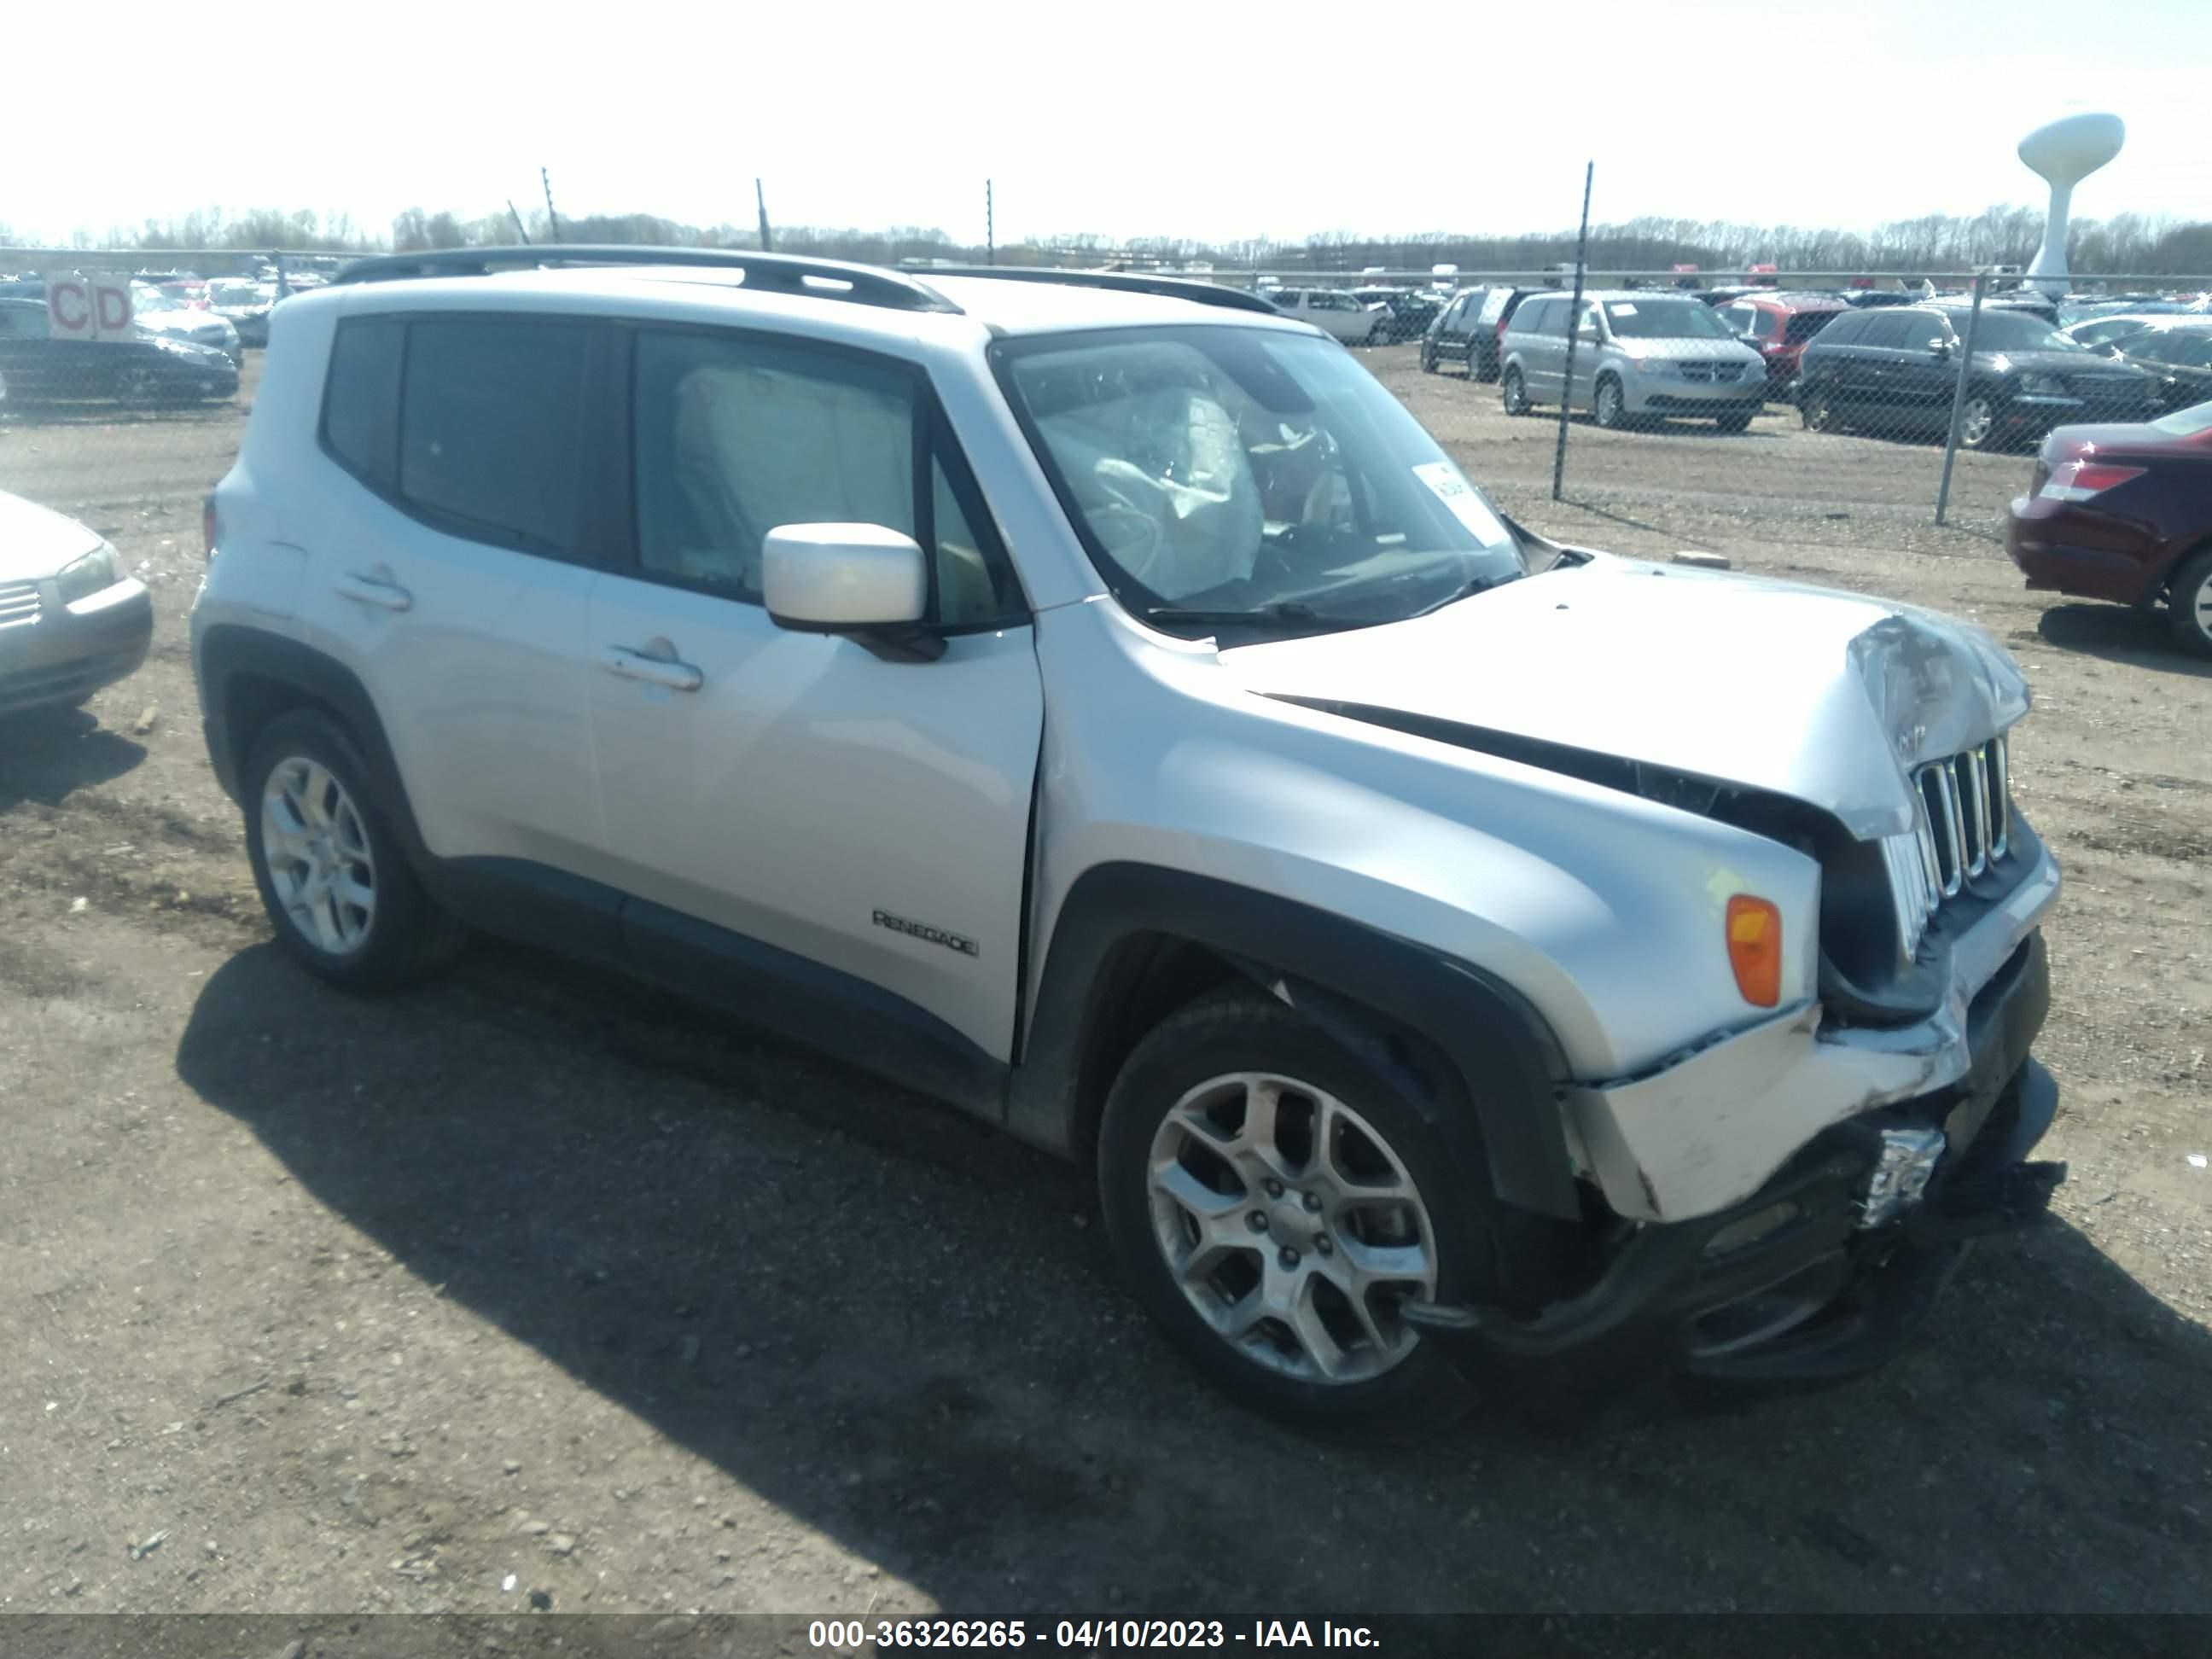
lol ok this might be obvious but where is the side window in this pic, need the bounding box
[1547,300,1573,338]
[321,317,404,492]
[1750,309,1781,338]
[3,303,51,339]
[631,329,1017,626]
[2174,335,2212,367]
[398,318,592,554]
[1720,305,1755,333]
[1813,311,1862,346]
[1860,314,1910,349]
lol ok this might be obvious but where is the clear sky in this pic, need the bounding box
[7,0,2206,247]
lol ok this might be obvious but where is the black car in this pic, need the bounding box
[1793,303,2157,451]
[2108,323,2212,413]
[1422,284,1534,380]
[0,297,239,406]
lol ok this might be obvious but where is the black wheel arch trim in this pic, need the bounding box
[1010,862,1583,1220]
[197,625,436,868]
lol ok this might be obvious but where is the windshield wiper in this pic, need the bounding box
[1140,601,1359,634]
[1405,571,1522,618]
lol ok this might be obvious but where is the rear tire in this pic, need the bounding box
[1473,345,1499,383]
[242,710,463,992]
[1096,990,1487,1435]
[1501,365,1531,417]
[2167,546,2212,660]
[1801,384,1840,433]
[1419,341,1437,373]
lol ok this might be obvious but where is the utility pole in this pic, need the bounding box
[507,201,531,245]
[755,179,773,253]
[539,167,562,241]
[987,179,995,265]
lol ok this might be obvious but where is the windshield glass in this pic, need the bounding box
[1962,311,2082,353]
[131,285,182,311]
[998,326,1525,629]
[2151,399,2212,437]
[1602,299,1734,340]
[208,282,265,306]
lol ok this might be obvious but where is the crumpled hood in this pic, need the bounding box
[1220,556,2029,841]
[0,491,103,583]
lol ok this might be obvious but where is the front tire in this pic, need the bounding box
[1097,991,1486,1434]
[1801,383,1840,433]
[1593,375,1627,430]
[242,709,460,991]
[1501,365,1531,416]
[2168,546,2212,660]
[1958,393,2000,451]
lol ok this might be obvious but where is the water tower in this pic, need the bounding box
[2018,112,2125,297]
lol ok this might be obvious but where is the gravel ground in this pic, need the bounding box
[2,353,2209,1620]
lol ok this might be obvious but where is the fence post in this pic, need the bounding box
[1934,270,1989,526]
[1551,161,1594,503]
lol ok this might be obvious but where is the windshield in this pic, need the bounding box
[998,326,1526,631]
[131,285,182,311]
[1602,300,1735,340]
[208,282,265,306]
[1961,311,2082,353]
[2151,399,2212,437]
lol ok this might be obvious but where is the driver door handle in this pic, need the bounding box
[332,572,413,611]
[599,644,703,692]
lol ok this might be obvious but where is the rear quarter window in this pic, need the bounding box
[321,317,405,491]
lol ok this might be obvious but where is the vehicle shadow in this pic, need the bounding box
[169,938,2212,1611]
[0,707,147,810]
[2037,602,2212,679]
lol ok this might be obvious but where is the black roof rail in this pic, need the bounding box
[329,245,960,313]
[901,264,1280,315]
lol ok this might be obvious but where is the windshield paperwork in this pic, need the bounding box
[998,326,1526,634]
[1602,300,1735,341]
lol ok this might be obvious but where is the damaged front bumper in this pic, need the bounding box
[1413,929,2062,1388]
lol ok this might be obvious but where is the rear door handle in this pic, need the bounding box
[599,645,703,692]
[332,572,413,611]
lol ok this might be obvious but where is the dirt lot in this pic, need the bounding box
[2,351,2209,1620]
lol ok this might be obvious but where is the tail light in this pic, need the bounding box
[2037,460,2146,503]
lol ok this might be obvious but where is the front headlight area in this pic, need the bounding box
[55,542,122,604]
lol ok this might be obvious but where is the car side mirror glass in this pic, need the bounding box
[763,522,932,649]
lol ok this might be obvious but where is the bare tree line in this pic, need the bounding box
[5,202,2209,276]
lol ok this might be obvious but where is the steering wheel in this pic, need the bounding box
[1086,469,1167,578]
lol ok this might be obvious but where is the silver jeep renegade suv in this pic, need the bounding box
[191,247,2064,1430]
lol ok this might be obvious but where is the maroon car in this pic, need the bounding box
[2006,400,2212,655]
[1718,293,1851,399]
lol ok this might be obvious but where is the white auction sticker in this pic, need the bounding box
[1413,461,1510,544]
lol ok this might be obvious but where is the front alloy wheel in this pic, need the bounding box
[1959,393,1999,451]
[1147,1071,1438,1386]
[1594,377,1627,429]
[1097,992,1485,1432]
[1502,366,1531,416]
[2168,547,2212,660]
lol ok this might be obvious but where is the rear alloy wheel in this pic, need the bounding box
[242,710,463,990]
[1801,385,1839,433]
[2168,547,2212,660]
[1097,992,1486,1433]
[1502,365,1531,416]
[1958,393,2000,451]
[114,361,163,407]
[1593,376,1627,430]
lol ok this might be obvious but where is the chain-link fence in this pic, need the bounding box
[1267,265,2212,552]
[4,247,2209,558]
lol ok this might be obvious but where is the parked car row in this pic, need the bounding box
[0,297,241,407]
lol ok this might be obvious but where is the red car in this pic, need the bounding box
[1718,293,1851,398]
[2005,400,2212,656]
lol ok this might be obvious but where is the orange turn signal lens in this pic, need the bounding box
[1726,895,1783,1008]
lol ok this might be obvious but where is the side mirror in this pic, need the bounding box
[763,522,941,661]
